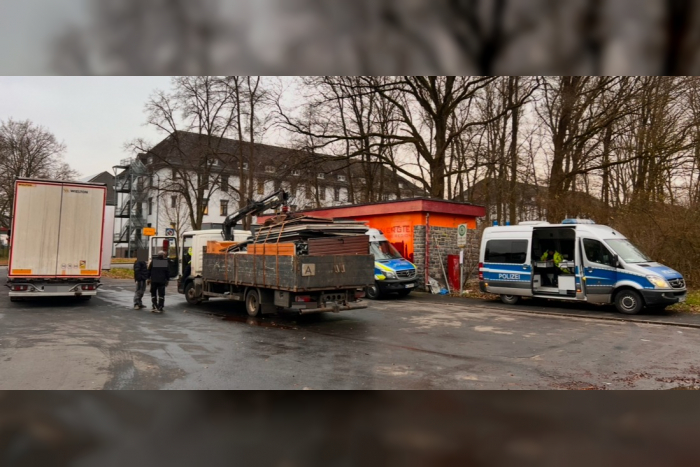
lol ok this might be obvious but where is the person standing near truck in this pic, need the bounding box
[148,251,169,313]
[133,249,149,310]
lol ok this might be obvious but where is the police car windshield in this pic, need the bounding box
[370,240,404,260]
[605,239,651,263]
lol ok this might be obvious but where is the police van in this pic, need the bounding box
[478,219,687,314]
[365,228,418,299]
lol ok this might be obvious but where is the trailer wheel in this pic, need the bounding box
[500,294,520,305]
[614,289,643,315]
[246,289,261,317]
[365,283,381,300]
[184,281,201,305]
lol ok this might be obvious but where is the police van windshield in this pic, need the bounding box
[370,240,404,260]
[605,239,651,263]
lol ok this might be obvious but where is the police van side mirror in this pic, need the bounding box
[613,254,621,268]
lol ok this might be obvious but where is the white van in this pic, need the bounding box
[478,220,687,314]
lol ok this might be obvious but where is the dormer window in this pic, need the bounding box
[242,162,249,170]
[291,170,300,176]
[317,173,325,180]
[337,175,346,182]
[398,182,404,189]
[147,156,153,164]
[265,166,276,174]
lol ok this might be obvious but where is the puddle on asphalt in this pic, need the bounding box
[217,314,298,331]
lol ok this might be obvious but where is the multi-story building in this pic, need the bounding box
[113,131,423,256]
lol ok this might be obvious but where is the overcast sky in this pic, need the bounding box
[0,76,179,178]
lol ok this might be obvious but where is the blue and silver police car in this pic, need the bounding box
[365,228,417,299]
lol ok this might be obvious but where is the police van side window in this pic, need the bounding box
[485,240,528,264]
[583,238,615,267]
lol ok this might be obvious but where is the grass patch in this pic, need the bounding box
[668,289,700,313]
[103,268,134,279]
[111,258,136,264]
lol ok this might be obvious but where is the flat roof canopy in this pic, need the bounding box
[273,198,486,219]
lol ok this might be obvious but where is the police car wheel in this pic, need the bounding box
[500,294,520,305]
[365,284,381,300]
[615,290,643,315]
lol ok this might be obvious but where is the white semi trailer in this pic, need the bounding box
[7,178,107,300]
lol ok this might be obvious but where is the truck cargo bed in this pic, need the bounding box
[202,253,375,291]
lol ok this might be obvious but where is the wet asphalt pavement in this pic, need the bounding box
[2,269,700,390]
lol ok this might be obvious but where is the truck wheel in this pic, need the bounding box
[500,294,520,305]
[397,289,412,297]
[184,281,201,305]
[246,289,261,317]
[365,284,381,300]
[615,289,643,315]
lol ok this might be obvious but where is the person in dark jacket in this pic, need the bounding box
[148,250,170,313]
[133,249,149,310]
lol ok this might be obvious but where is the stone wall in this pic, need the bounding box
[413,225,481,291]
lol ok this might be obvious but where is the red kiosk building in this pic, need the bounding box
[260,198,485,290]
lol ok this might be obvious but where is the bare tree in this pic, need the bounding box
[0,119,78,227]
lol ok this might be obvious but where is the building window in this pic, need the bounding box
[334,187,340,202]
[317,173,325,179]
[136,202,142,216]
[147,156,153,164]
[382,193,390,201]
[319,186,326,200]
[220,200,228,217]
[337,175,346,182]
[305,185,312,200]
[242,162,249,170]
[201,199,209,216]
[221,176,228,193]
[398,182,404,189]
[149,175,154,187]
[148,197,153,215]
[171,196,177,208]
[211,159,220,166]
[357,178,366,184]
[257,179,265,195]
[172,168,179,180]
[291,170,300,176]
[265,165,275,174]
[199,174,209,190]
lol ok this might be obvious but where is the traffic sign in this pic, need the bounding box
[143,227,156,236]
[457,224,468,247]
[165,228,175,236]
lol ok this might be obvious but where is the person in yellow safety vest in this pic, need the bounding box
[541,249,570,274]
[184,247,193,278]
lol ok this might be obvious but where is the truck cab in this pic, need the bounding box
[365,228,417,299]
[177,229,251,294]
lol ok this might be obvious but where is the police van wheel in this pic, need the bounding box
[246,289,261,317]
[500,294,520,305]
[615,290,643,315]
[365,284,381,300]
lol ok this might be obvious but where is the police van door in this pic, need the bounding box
[580,237,618,304]
[483,238,532,297]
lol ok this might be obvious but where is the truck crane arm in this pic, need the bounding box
[222,189,289,241]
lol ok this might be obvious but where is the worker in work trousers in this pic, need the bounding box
[133,249,149,309]
[148,250,170,313]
